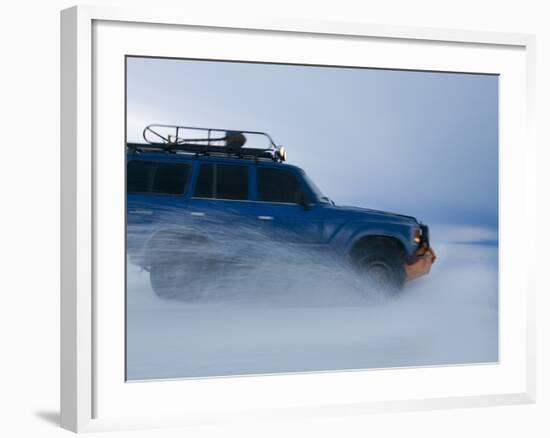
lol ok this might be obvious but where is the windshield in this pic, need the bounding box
[300,170,332,204]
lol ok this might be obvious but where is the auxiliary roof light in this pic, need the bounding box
[276,145,287,162]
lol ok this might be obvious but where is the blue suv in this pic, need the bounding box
[127,125,435,299]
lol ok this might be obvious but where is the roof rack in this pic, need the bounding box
[127,124,287,162]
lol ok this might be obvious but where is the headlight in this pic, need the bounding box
[275,146,287,162]
[413,228,421,244]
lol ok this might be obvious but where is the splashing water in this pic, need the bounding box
[126,223,498,380]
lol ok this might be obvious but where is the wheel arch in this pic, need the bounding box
[348,234,407,262]
[140,227,209,267]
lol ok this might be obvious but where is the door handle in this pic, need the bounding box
[257,215,274,221]
[128,209,153,215]
[190,211,206,217]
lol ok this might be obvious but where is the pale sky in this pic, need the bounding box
[126,57,498,228]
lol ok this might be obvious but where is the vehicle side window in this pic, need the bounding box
[152,163,191,195]
[127,160,191,195]
[193,163,249,200]
[127,161,155,193]
[257,167,306,204]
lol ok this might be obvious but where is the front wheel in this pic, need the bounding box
[354,245,406,295]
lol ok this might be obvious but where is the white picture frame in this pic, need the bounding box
[60,4,536,433]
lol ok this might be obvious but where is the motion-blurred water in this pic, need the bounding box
[126,224,498,380]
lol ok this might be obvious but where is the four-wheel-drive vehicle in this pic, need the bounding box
[127,124,436,299]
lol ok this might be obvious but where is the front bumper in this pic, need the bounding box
[405,244,436,281]
[405,225,436,281]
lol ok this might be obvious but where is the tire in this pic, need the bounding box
[353,242,406,295]
[149,254,204,301]
[146,230,209,300]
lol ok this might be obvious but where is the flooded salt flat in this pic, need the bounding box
[126,225,498,380]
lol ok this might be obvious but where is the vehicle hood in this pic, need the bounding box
[327,204,419,224]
